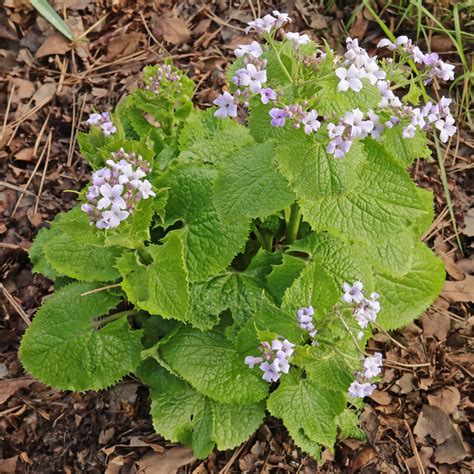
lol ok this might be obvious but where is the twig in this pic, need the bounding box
[0,283,31,326]
[1,84,15,143]
[0,242,28,252]
[80,283,122,296]
[34,130,53,214]
[0,181,36,197]
[404,420,425,474]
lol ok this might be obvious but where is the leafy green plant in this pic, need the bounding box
[20,12,451,459]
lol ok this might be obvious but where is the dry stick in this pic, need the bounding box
[0,283,31,326]
[11,135,49,216]
[0,242,28,252]
[57,56,69,95]
[33,111,51,157]
[80,283,122,297]
[0,84,15,143]
[34,131,53,214]
[372,322,409,351]
[404,420,425,474]
[139,11,167,51]
[0,181,36,196]
[218,438,252,474]
[67,92,77,166]
[67,93,87,167]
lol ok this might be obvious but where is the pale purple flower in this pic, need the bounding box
[430,61,455,81]
[343,108,374,138]
[271,339,295,358]
[402,124,416,138]
[102,205,130,228]
[296,306,317,338]
[354,294,381,328]
[86,113,102,126]
[234,41,263,58]
[260,87,277,104]
[245,355,263,369]
[348,381,376,398]
[302,110,321,134]
[272,10,291,28]
[435,115,456,143]
[285,31,310,46]
[327,137,352,159]
[138,180,156,199]
[363,353,383,378]
[213,91,238,118]
[423,52,440,66]
[234,63,267,93]
[327,123,345,139]
[245,14,276,35]
[377,38,396,50]
[411,46,426,63]
[269,108,288,127]
[98,183,126,210]
[101,121,117,136]
[336,64,363,92]
[342,281,364,304]
[260,360,281,383]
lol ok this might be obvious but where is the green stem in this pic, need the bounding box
[266,34,293,84]
[252,224,272,251]
[92,310,135,329]
[286,203,301,244]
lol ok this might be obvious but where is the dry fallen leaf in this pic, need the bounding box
[32,82,56,104]
[437,250,465,281]
[0,455,18,473]
[457,255,474,274]
[14,147,35,162]
[0,377,33,405]
[105,32,143,61]
[434,428,466,464]
[441,275,474,303]
[11,78,35,101]
[153,16,191,45]
[134,446,195,474]
[35,32,71,58]
[427,387,461,415]
[462,207,474,237]
[414,405,455,444]
[421,312,451,341]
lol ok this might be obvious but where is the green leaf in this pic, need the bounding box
[215,141,295,222]
[415,187,435,236]
[178,110,254,165]
[300,140,430,244]
[160,327,268,404]
[267,370,346,447]
[283,233,374,314]
[276,129,366,200]
[117,232,189,320]
[31,0,73,40]
[19,282,142,391]
[315,76,381,117]
[337,409,366,441]
[43,208,123,282]
[29,226,60,280]
[402,80,422,105]
[248,101,283,143]
[378,126,431,166]
[236,297,305,357]
[375,242,445,329]
[266,254,307,304]
[156,162,249,282]
[138,360,265,459]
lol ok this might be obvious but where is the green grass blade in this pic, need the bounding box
[30,0,74,40]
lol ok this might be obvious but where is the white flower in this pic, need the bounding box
[245,14,276,34]
[213,91,238,118]
[343,109,374,138]
[327,123,345,138]
[285,31,310,46]
[102,205,130,228]
[348,381,376,398]
[97,183,126,210]
[234,41,263,58]
[435,115,456,143]
[335,64,363,92]
[302,110,321,134]
[138,180,156,199]
[377,38,396,50]
[235,64,267,93]
[363,353,383,378]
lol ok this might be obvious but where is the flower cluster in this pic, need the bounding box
[86,112,116,136]
[348,352,383,398]
[400,97,456,142]
[81,148,155,229]
[377,35,455,82]
[245,338,295,383]
[342,281,381,333]
[244,10,291,35]
[270,105,321,135]
[296,306,317,338]
[145,64,179,93]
